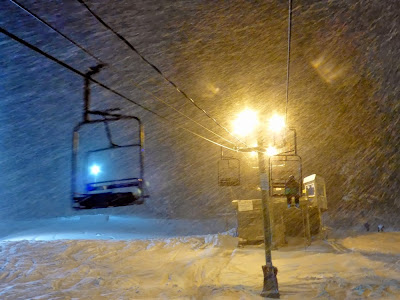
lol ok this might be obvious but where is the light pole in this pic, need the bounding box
[257,132,280,299]
[233,110,283,298]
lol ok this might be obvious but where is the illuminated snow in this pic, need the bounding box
[0,217,399,299]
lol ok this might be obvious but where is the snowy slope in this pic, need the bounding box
[1,216,400,299]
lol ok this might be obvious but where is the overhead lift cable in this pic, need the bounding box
[77,0,247,146]
[8,0,237,147]
[285,0,293,124]
[0,26,237,152]
[9,0,103,63]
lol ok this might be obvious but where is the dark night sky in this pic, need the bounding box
[0,0,398,223]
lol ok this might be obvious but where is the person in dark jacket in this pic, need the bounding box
[285,175,300,208]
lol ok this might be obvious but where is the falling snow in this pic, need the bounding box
[0,0,399,298]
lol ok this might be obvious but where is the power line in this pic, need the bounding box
[77,0,246,146]
[9,0,237,146]
[0,26,238,152]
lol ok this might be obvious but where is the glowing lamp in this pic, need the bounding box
[233,109,259,137]
[90,165,101,176]
[268,114,285,132]
[266,146,278,156]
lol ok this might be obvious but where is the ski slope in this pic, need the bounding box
[0,216,399,299]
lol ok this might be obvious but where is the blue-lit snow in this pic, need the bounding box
[0,215,233,241]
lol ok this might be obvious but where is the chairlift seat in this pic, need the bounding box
[271,180,287,196]
[219,178,240,186]
[218,157,240,186]
[86,178,142,191]
[74,192,143,209]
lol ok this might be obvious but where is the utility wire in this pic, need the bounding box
[77,0,247,146]
[0,26,238,152]
[285,0,293,125]
[9,0,237,147]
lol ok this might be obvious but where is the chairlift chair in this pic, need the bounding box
[71,114,147,209]
[71,65,148,209]
[269,155,302,197]
[218,147,240,186]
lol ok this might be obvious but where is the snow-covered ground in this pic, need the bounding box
[1,216,400,299]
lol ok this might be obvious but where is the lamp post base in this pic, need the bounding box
[260,264,280,298]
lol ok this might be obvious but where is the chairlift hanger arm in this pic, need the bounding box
[84,64,105,122]
[86,64,105,77]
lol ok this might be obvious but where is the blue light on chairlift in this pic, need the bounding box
[90,165,101,176]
